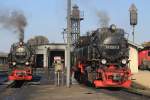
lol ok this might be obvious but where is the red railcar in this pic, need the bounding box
[138,48,150,70]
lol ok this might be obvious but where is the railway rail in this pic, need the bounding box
[0,81,28,100]
[99,88,150,100]
[84,85,150,100]
[123,85,150,98]
[0,68,150,100]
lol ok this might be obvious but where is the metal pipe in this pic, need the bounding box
[132,25,135,43]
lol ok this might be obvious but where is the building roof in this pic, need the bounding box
[128,40,143,49]
[35,43,67,46]
[0,52,8,57]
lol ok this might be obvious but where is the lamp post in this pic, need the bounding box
[129,4,138,43]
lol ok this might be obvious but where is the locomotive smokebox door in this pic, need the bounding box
[110,24,117,32]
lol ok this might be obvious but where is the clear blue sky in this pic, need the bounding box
[0,0,150,52]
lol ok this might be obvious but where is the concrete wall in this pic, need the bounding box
[36,44,67,68]
[129,46,138,74]
[0,53,8,65]
[0,57,7,64]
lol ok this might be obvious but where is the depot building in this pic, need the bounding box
[0,52,8,65]
[35,43,67,68]
[34,41,143,74]
[0,42,143,74]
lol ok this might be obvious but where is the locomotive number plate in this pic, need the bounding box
[16,52,26,56]
[105,45,119,49]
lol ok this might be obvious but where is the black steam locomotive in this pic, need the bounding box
[74,24,131,88]
[8,41,35,80]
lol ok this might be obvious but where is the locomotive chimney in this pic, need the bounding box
[19,29,24,42]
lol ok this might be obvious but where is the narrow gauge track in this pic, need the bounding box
[123,87,150,99]
[101,88,150,100]
[7,80,27,88]
[0,81,28,100]
[85,86,150,100]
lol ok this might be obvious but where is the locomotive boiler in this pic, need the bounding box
[74,24,131,88]
[8,41,35,81]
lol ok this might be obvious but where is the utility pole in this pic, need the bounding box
[66,0,71,88]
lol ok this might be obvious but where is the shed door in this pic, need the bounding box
[49,50,64,67]
[36,54,44,68]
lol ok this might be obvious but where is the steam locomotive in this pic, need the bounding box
[74,24,131,88]
[8,41,35,81]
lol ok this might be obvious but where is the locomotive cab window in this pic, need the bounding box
[148,51,150,56]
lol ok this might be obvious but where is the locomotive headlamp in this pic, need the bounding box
[101,59,107,64]
[110,24,116,31]
[19,42,23,46]
[121,59,127,64]
[12,62,16,66]
[25,62,29,66]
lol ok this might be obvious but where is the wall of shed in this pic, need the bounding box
[35,44,67,68]
[129,46,138,73]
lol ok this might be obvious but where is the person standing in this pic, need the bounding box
[53,58,64,86]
